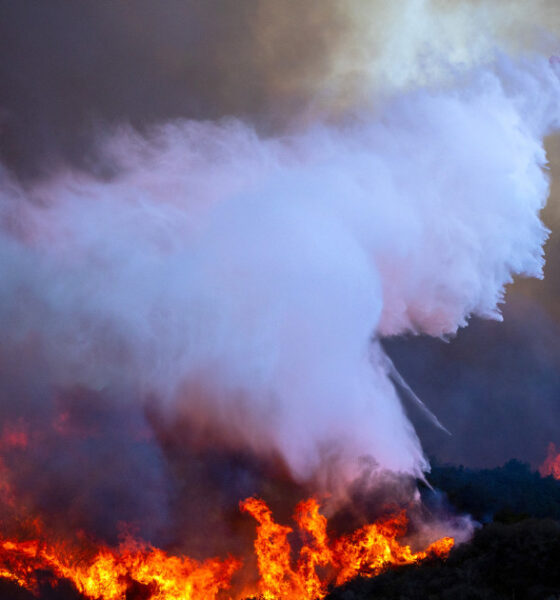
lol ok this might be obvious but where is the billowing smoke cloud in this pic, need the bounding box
[2,53,558,491]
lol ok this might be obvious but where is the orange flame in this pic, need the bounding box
[241,497,454,600]
[0,497,453,600]
[294,498,332,599]
[539,442,560,479]
[0,534,240,600]
[331,511,454,587]
[240,497,301,599]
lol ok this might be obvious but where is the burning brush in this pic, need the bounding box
[0,494,453,600]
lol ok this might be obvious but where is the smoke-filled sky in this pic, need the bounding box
[1,0,560,514]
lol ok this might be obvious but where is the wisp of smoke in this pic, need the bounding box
[1,56,558,491]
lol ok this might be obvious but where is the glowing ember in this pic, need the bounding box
[0,497,454,600]
[539,442,560,479]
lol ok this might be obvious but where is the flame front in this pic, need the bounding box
[331,512,454,587]
[240,497,453,600]
[0,496,453,600]
[0,533,240,600]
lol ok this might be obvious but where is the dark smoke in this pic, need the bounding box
[0,0,346,179]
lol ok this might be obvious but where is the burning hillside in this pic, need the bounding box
[0,496,452,600]
[0,400,457,599]
[3,455,560,599]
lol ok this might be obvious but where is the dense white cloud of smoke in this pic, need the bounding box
[1,54,559,487]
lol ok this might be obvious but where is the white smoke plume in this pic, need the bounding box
[1,54,559,489]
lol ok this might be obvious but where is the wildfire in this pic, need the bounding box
[0,497,454,600]
[241,497,453,599]
[540,442,560,479]
[0,532,240,600]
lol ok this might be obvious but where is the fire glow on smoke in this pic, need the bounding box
[540,443,560,480]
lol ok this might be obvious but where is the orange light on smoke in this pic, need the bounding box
[540,442,560,479]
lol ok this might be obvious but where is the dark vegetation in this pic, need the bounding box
[425,459,560,523]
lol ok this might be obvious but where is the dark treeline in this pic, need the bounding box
[425,459,560,522]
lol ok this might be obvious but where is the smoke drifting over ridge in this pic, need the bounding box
[1,1,560,509]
